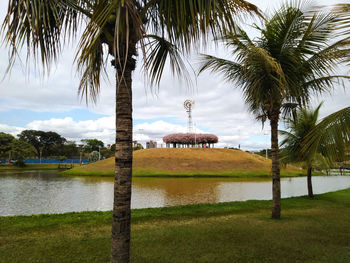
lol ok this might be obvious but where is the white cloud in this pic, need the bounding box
[1,116,268,149]
[0,124,24,137]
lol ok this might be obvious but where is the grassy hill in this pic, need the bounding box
[63,148,302,177]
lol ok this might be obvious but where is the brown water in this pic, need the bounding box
[1,170,350,216]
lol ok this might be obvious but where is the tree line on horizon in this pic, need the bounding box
[0,130,115,160]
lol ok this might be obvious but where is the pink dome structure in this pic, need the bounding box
[163,133,218,148]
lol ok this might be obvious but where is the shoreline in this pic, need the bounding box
[61,169,322,178]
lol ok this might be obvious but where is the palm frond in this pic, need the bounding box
[304,106,350,162]
[143,34,192,87]
[333,3,350,37]
[280,103,323,166]
[1,0,88,73]
[144,0,261,52]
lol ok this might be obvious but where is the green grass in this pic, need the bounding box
[1,188,350,263]
[0,164,59,171]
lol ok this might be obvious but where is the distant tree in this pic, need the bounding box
[18,130,66,157]
[133,143,143,151]
[254,149,272,159]
[88,151,100,162]
[100,148,114,159]
[57,156,67,162]
[304,106,350,163]
[60,141,79,158]
[280,104,325,199]
[81,139,104,152]
[0,132,15,158]
[10,139,37,160]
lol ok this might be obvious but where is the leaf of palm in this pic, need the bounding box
[143,34,191,86]
[2,0,87,72]
[304,106,350,162]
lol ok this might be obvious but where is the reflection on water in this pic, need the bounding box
[1,170,350,216]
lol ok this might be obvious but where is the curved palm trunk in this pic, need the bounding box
[307,166,314,199]
[270,108,281,219]
[110,56,135,263]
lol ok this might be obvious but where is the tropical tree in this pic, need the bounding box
[18,130,66,157]
[199,2,350,218]
[81,138,104,152]
[280,104,325,199]
[9,139,37,160]
[303,106,350,164]
[0,132,15,158]
[2,1,259,262]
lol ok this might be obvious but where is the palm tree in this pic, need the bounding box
[280,104,325,199]
[281,104,350,199]
[303,106,350,165]
[1,1,260,262]
[199,2,350,219]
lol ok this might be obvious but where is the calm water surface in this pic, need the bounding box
[1,170,350,216]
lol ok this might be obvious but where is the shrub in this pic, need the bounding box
[13,159,26,167]
[163,133,218,144]
[88,151,100,162]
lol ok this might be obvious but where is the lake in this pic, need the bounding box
[1,170,350,216]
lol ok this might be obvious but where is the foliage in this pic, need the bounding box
[133,143,143,151]
[280,104,324,166]
[254,149,271,159]
[0,132,15,158]
[13,159,26,167]
[61,141,80,158]
[163,133,218,144]
[57,156,68,162]
[199,5,350,121]
[304,106,350,162]
[9,139,37,160]
[18,130,67,157]
[81,139,104,152]
[88,151,100,162]
[199,1,350,217]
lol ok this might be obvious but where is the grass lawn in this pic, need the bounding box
[0,164,59,171]
[1,188,349,262]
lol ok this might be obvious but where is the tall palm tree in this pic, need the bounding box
[280,104,325,199]
[1,0,260,262]
[199,2,350,219]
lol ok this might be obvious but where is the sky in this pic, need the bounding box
[0,0,348,150]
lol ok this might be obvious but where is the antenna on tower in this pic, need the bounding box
[184,99,195,133]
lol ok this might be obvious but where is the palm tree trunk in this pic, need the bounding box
[270,108,281,219]
[307,166,314,199]
[110,56,135,263]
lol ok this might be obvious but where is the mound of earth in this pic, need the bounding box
[65,148,301,177]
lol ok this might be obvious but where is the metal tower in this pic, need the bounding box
[184,100,195,133]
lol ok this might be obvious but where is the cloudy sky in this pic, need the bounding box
[0,0,348,150]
